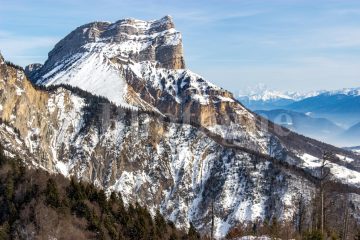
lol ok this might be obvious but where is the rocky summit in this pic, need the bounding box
[1,16,360,238]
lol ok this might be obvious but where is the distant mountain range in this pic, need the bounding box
[344,146,360,155]
[238,86,324,110]
[239,87,360,146]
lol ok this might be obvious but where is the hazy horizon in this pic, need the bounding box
[1,0,360,93]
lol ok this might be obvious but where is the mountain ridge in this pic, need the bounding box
[238,86,360,111]
[239,86,360,146]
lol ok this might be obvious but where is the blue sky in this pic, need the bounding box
[1,0,360,94]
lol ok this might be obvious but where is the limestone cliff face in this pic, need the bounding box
[29,16,260,149]
[35,15,184,79]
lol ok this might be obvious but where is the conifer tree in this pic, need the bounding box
[188,222,201,240]
[45,178,61,208]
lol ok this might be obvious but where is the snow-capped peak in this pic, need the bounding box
[238,84,323,102]
[325,87,360,96]
[32,16,187,107]
[238,84,360,103]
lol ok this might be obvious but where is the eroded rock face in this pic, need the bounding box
[35,15,184,79]
[29,16,261,152]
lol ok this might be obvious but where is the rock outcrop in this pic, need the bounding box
[24,63,43,82]
[34,15,184,79]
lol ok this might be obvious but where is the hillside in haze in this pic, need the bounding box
[239,87,360,147]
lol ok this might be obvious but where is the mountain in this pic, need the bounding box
[255,109,344,143]
[240,87,360,128]
[344,146,360,154]
[31,16,186,107]
[286,88,360,114]
[240,87,360,146]
[1,16,360,238]
[284,89,360,126]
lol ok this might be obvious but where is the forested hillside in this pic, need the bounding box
[0,145,198,240]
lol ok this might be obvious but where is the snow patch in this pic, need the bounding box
[336,154,354,163]
[55,161,70,176]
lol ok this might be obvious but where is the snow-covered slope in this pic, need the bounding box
[33,16,184,108]
[30,16,265,154]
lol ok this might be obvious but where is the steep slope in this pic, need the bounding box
[31,16,360,164]
[2,16,360,237]
[29,16,261,152]
[32,16,184,108]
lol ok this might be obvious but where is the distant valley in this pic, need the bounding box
[239,87,360,147]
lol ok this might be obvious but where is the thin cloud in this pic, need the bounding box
[173,9,267,24]
[203,56,360,93]
[330,8,360,15]
[0,32,59,65]
[227,26,360,50]
[304,27,360,48]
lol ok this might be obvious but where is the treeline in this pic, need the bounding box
[4,61,24,71]
[0,145,201,240]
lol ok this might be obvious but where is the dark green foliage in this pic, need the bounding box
[303,230,324,240]
[5,61,24,71]
[0,222,10,239]
[355,229,360,240]
[0,145,5,166]
[45,178,61,208]
[0,144,190,239]
[155,209,168,236]
[269,216,279,238]
[187,222,201,240]
[97,189,107,210]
